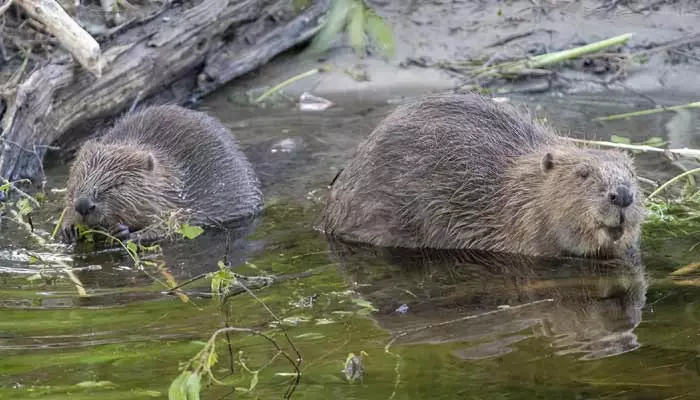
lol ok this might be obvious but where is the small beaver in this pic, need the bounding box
[60,105,263,244]
[320,93,647,258]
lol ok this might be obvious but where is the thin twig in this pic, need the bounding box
[592,101,700,121]
[234,277,303,354]
[207,326,301,399]
[630,33,700,60]
[163,273,208,293]
[565,138,700,158]
[647,167,700,200]
[1,178,40,207]
[129,89,144,112]
[254,67,330,103]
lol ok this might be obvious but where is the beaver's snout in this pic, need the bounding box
[74,197,96,216]
[608,184,634,208]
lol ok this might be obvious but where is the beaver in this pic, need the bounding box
[60,105,263,244]
[320,92,647,258]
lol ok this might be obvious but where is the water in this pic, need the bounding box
[1,91,700,399]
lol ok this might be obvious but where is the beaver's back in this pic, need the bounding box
[102,105,262,224]
[322,93,559,248]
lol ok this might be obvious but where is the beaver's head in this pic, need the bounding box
[64,140,165,231]
[538,148,647,257]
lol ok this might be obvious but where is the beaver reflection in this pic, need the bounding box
[328,240,647,361]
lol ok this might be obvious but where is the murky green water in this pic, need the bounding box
[1,92,700,399]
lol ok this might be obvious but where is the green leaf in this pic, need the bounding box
[126,240,138,255]
[347,2,366,56]
[17,198,33,216]
[168,372,189,400]
[76,224,95,242]
[207,350,218,369]
[179,224,204,240]
[610,135,631,145]
[365,11,396,58]
[643,136,666,147]
[185,373,201,400]
[140,243,162,253]
[35,192,46,204]
[307,0,352,54]
[249,372,259,392]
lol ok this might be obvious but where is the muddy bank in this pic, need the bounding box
[221,0,700,105]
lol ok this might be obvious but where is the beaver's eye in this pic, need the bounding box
[108,181,125,191]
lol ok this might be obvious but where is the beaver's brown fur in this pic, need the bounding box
[320,93,647,258]
[60,105,263,243]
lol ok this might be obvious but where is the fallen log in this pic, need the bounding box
[0,0,331,182]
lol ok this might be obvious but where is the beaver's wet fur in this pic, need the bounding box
[320,93,647,258]
[60,105,263,244]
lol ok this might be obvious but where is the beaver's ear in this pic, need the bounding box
[144,152,155,171]
[541,152,554,172]
[135,151,156,172]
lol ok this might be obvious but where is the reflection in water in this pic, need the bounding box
[328,240,648,361]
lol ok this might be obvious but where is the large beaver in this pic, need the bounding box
[320,93,647,258]
[60,105,263,244]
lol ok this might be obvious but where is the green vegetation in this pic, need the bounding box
[297,0,395,58]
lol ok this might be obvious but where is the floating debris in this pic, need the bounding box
[299,92,334,111]
[343,351,368,383]
[395,304,409,314]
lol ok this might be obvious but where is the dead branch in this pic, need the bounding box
[14,0,102,76]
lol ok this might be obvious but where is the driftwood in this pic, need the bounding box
[0,0,331,182]
[14,0,103,77]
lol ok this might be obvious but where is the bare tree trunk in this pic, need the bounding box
[0,0,330,182]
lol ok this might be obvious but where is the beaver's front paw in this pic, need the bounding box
[60,224,77,244]
[110,224,132,241]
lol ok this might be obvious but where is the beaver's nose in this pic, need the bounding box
[74,197,96,216]
[608,185,634,208]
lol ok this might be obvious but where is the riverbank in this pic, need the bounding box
[219,0,700,106]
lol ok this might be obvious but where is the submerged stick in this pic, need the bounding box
[15,0,102,77]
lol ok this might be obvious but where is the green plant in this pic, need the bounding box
[306,0,396,58]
